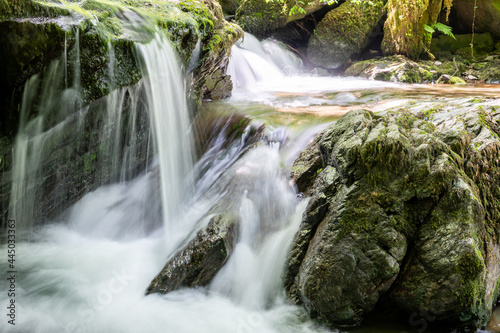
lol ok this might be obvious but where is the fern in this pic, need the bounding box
[423,23,456,40]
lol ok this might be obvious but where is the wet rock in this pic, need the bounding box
[146,213,239,295]
[307,0,386,69]
[436,74,465,84]
[285,104,500,329]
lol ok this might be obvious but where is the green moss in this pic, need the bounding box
[458,251,484,280]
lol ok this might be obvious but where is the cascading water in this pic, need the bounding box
[0,15,336,332]
[228,33,398,108]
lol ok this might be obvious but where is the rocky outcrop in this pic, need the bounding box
[307,0,386,69]
[285,103,500,329]
[236,0,328,38]
[146,212,239,294]
[451,0,500,39]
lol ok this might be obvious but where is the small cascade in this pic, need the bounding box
[228,33,303,91]
[7,27,195,240]
[209,144,308,309]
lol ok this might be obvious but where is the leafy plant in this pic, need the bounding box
[423,22,455,39]
[421,22,455,60]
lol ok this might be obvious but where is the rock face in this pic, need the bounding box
[307,0,386,69]
[285,104,500,329]
[382,0,446,58]
[236,0,327,38]
[451,0,500,39]
[146,213,239,294]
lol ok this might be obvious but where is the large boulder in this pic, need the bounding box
[307,0,387,69]
[285,102,500,329]
[451,0,500,39]
[236,0,328,38]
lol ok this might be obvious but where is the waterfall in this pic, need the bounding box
[1,21,332,333]
[227,32,397,107]
[136,34,194,245]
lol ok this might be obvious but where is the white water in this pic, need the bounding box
[228,33,399,107]
[136,35,195,249]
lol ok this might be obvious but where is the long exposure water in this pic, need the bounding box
[2,26,500,333]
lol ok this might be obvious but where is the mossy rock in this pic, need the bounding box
[286,105,500,329]
[307,0,386,69]
[236,0,327,38]
[436,74,466,85]
[343,55,432,83]
[146,212,239,295]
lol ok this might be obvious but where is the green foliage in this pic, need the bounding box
[424,22,455,39]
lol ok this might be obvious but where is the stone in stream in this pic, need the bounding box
[285,105,500,329]
[146,212,239,295]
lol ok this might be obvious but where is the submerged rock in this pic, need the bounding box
[307,0,386,69]
[146,212,239,294]
[286,103,500,329]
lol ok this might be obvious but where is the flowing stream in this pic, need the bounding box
[2,27,500,333]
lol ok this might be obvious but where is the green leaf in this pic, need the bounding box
[423,24,435,34]
[433,22,455,39]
